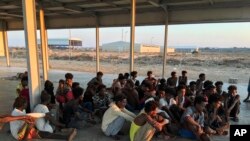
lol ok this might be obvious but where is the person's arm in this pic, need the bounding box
[145,114,167,131]
[0,115,33,123]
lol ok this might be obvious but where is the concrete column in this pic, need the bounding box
[22,0,41,110]
[162,12,169,78]
[44,29,49,71]
[39,7,48,81]
[0,21,10,67]
[130,0,136,72]
[96,26,100,72]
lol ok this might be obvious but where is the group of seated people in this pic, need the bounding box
[4,70,241,141]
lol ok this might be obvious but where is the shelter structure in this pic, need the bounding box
[1,0,250,109]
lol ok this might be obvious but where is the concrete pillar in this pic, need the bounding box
[0,21,10,67]
[130,0,136,72]
[162,12,169,78]
[39,7,48,81]
[22,0,41,109]
[96,26,100,72]
[44,29,49,71]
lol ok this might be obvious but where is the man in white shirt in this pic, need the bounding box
[102,94,136,140]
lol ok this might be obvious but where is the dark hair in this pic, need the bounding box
[147,71,152,76]
[97,84,106,92]
[194,96,206,106]
[97,71,103,76]
[144,101,158,113]
[126,79,135,88]
[208,94,222,105]
[13,96,27,109]
[204,80,213,89]
[44,80,53,89]
[72,82,80,89]
[199,73,205,78]
[228,85,237,91]
[171,71,176,76]
[124,73,130,79]
[65,73,73,80]
[41,90,51,103]
[113,94,126,102]
[21,76,28,87]
[72,87,84,99]
[215,81,223,86]
[160,78,166,84]
[182,70,187,74]
[177,85,186,91]
[205,85,216,91]
[59,79,65,84]
[130,71,137,77]
[118,75,125,80]
[189,81,196,86]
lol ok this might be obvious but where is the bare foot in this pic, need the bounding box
[67,128,77,141]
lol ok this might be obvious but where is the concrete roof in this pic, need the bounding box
[1,0,250,30]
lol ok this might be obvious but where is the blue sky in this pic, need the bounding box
[7,22,250,48]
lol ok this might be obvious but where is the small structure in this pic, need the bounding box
[229,78,238,84]
[101,41,160,53]
[38,38,82,49]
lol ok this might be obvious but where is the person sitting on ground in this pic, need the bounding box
[226,85,240,122]
[33,91,66,133]
[206,94,229,135]
[124,72,130,80]
[64,73,74,102]
[142,71,157,88]
[56,79,66,110]
[87,71,103,87]
[101,94,136,140]
[243,77,250,102]
[130,71,140,87]
[122,79,139,112]
[19,76,31,113]
[180,96,210,141]
[10,96,77,141]
[167,71,178,87]
[186,81,197,105]
[62,87,86,129]
[16,73,28,96]
[196,73,206,96]
[0,115,34,130]
[44,80,56,104]
[130,101,169,141]
[112,75,126,96]
[215,81,227,96]
[156,78,167,92]
[178,70,188,86]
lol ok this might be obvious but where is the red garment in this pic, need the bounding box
[20,88,30,103]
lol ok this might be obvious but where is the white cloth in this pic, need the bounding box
[33,104,53,133]
[101,102,136,132]
[159,98,176,109]
[10,108,26,140]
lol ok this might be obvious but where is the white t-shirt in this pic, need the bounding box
[159,98,176,109]
[10,108,26,140]
[33,104,53,133]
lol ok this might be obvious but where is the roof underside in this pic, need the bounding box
[1,0,250,30]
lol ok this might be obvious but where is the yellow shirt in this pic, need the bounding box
[130,121,141,141]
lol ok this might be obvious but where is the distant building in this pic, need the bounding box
[38,38,82,48]
[101,41,160,53]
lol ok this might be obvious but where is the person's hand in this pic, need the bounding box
[24,116,35,124]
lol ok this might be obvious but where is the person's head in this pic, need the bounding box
[44,80,54,92]
[130,71,137,79]
[72,87,84,100]
[21,76,28,88]
[65,73,73,86]
[72,82,80,89]
[97,71,103,79]
[171,71,177,77]
[160,78,166,85]
[13,96,27,110]
[205,85,216,95]
[114,94,127,109]
[182,70,187,76]
[147,71,153,78]
[97,85,107,97]
[228,85,237,96]
[215,81,223,91]
[208,94,222,109]
[59,79,65,87]
[118,75,126,85]
[194,96,206,112]
[204,80,213,89]
[189,81,197,90]
[199,73,206,81]
[124,72,130,79]
[144,101,158,116]
[177,85,186,97]
[158,89,166,98]
[41,90,51,104]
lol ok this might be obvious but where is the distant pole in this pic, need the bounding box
[162,11,169,78]
[96,25,100,72]
[130,0,136,72]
